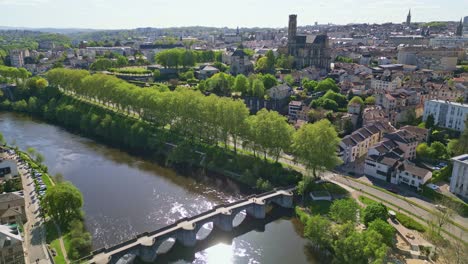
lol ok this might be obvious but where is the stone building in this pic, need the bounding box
[287,15,331,70]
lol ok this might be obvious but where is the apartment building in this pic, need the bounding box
[423,100,468,132]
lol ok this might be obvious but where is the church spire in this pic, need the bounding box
[456,17,463,36]
[406,9,411,26]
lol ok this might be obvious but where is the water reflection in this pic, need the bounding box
[0,112,323,263]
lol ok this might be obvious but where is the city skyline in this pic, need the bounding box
[0,0,467,30]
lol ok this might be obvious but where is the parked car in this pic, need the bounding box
[386,187,399,194]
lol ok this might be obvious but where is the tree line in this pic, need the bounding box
[155,48,223,68]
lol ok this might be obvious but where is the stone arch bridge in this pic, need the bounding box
[80,187,295,264]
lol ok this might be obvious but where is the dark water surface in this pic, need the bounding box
[0,111,323,263]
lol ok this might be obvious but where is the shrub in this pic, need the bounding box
[395,212,426,232]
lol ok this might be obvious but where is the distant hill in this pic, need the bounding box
[0,26,98,34]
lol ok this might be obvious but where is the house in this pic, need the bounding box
[0,224,24,264]
[383,129,419,160]
[266,84,293,112]
[365,150,431,189]
[0,160,18,181]
[296,105,311,121]
[363,106,389,126]
[394,161,432,189]
[339,122,391,164]
[198,65,219,79]
[0,192,25,225]
[450,154,468,199]
[288,101,303,120]
[229,48,254,76]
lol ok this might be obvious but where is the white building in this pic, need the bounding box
[429,37,468,48]
[450,154,468,199]
[423,100,468,132]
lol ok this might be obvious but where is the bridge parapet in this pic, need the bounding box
[84,187,296,264]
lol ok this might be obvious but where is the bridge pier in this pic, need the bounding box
[213,210,235,232]
[176,222,197,247]
[246,199,266,219]
[276,192,294,208]
[138,240,162,263]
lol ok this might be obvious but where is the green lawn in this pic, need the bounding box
[359,195,378,206]
[395,212,426,233]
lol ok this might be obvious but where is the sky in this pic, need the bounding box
[0,0,467,29]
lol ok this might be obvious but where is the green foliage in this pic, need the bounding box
[329,199,359,224]
[422,21,447,28]
[333,229,388,264]
[261,74,277,89]
[291,120,342,177]
[255,57,269,73]
[315,78,339,93]
[233,74,249,94]
[284,74,295,86]
[89,58,115,71]
[363,202,387,225]
[311,98,339,111]
[276,54,294,69]
[364,96,376,105]
[395,212,426,232]
[335,56,353,63]
[348,96,364,107]
[322,90,347,108]
[416,141,449,160]
[66,219,92,260]
[425,114,435,129]
[367,219,395,246]
[154,48,200,68]
[41,182,83,226]
[304,215,333,249]
[302,79,318,92]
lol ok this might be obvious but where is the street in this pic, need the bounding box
[3,151,52,264]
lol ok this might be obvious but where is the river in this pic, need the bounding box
[0,111,324,264]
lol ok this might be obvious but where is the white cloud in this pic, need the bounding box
[0,0,50,6]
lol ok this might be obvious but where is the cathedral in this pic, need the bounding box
[287,14,331,70]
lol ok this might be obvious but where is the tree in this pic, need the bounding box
[425,114,435,129]
[315,78,339,93]
[255,57,269,73]
[329,199,359,224]
[348,96,364,107]
[333,229,388,264]
[304,215,332,249]
[430,141,448,160]
[291,120,342,178]
[68,219,92,260]
[251,79,265,98]
[261,74,277,89]
[416,143,431,159]
[265,50,276,73]
[365,96,376,105]
[448,120,468,155]
[284,74,294,86]
[247,109,293,161]
[302,80,318,92]
[363,202,387,225]
[89,58,115,71]
[41,182,83,226]
[367,219,395,246]
[233,74,249,94]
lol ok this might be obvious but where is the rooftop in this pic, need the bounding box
[452,154,468,164]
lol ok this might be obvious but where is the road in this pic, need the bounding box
[5,152,52,264]
[322,171,467,242]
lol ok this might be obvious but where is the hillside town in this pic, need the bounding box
[0,7,468,264]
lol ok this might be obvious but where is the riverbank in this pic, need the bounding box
[3,144,90,263]
[0,88,302,192]
[0,112,321,263]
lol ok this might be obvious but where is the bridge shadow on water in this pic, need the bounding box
[135,205,294,264]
